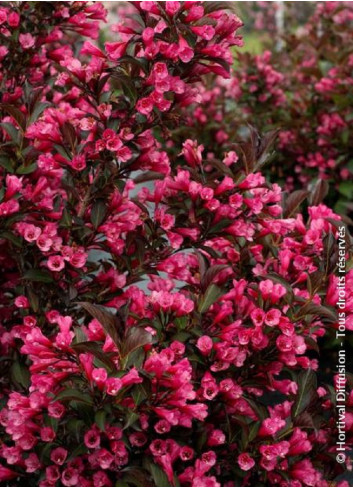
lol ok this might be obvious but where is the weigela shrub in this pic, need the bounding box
[0,1,352,487]
[174,1,353,217]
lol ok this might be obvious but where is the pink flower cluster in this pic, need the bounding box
[0,1,352,487]
[174,1,353,205]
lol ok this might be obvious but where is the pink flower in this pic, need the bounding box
[0,199,19,217]
[84,429,100,449]
[40,427,56,442]
[290,460,321,486]
[142,26,155,45]
[93,471,111,487]
[207,429,226,447]
[259,279,286,303]
[0,465,17,483]
[69,251,88,268]
[165,1,180,16]
[288,428,312,455]
[178,37,194,63]
[61,468,79,487]
[14,295,29,308]
[80,41,105,58]
[18,433,36,450]
[25,453,41,473]
[5,175,22,199]
[202,382,219,400]
[37,234,53,252]
[105,41,127,60]
[47,255,65,272]
[92,367,108,389]
[121,368,142,387]
[46,465,61,483]
[69,155,86,171]
[136,97,154,115]
[50,447,68,466]
[106,377,123,396]
[258,416,286,437]
[0,8,7,24]
[8,11,20,27]
[129,432,147,446]
[155,420,171,434]
[265,308,281,326]
[250,307,266,327]
[238,453,255,471]
[23,224,41,242]
[19,33,35,49]
[152,62,169,81]
[260,441,289,460]
[181,139,203,167]
[196,335,213,355]
[0,46,8,60]
[192,23,215,40]
[96,448,114,469]
[180,446,194,461]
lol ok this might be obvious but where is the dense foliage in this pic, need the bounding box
[0,1,352,487]
[175,1,353,217]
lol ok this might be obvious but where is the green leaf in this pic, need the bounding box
[119,55,149,73]
[283,189,310,218]
[60,208,72,228]
[91,200,107,229]
[209,218,233,234]
[66,419,85,441]
[23,269,54,283]
[305,336,320,354]
[339,182,353,200]
[61,121,77,149]
[1,104,26,130]
[0,231,23,247]
[54,388,94,405]
[54,143,71,160]
[123,410,139,430]
[16,163,37,175]
[95,410,107,431]
[0,155,14,172]
[173,316,188,331]
[133,171,165,184]
[248,421,261,442]
[73,327,86,343]
[201,264,229,292]
[132,383,149,406]
[77,302,123,347]
[71,341,116,370]
[172,331,191,342]
[198,284,224,313]
[310,179,329,206]
[10,361,30,389]
[144,458,171,487]
[204,1,239,14]
[119,467,151,487]
[297,302,337,323]
[67,442,87,459]
[28,102,50,125]
[121,327,152,359]
[292,369,318,418]
[0,122,20,145]
[27,287,40,313]
[242,396,268,422]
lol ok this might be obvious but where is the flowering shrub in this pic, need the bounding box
[0,1,353,487]
[174,2,353,217]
